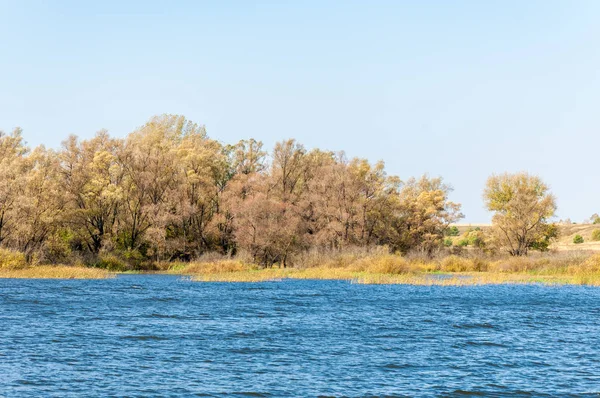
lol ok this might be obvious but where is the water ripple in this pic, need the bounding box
[1,276,600,396]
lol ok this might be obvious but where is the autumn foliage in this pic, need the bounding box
[0,114,464,268]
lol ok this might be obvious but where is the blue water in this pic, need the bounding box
[1,275,600,397]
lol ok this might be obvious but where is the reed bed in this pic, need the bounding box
[0,266,114,279]
[174,251,600,286]
[4,248,600,284]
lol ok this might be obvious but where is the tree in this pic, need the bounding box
[1,116,473,268]
[395,175,464,254]
[117,115,196,252]
[270,139,307,203]
[300,152,359,249]
[484,172,557,256]
[298,151,404,251]
[226,140,307,266]
[12,147,66,261]
[0,128,29,246]
[226,139,267,176]
[170,128,228,258]
[59,132,123,253]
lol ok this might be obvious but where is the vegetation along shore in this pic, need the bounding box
[2,114,600,283]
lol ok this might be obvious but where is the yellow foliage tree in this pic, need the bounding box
[484,172,557,256]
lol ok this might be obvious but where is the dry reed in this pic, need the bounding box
[174,251,600,286]
[0,266,113,279]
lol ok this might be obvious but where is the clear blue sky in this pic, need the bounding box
[1,0,598,223]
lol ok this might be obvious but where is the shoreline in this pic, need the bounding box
[2,262,600,285]
[0,266,113,279]
[175,269,600,286]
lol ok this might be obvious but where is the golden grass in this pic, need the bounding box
[0,266,114,279]
[354,272,594,286]
[2,254,600,284]
[0,248,28,269]
[174,253,600,286]
[186,269,600,286]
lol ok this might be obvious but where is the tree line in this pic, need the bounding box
[0,114,559,268]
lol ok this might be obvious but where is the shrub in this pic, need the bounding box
[573,235,584,244]
[591,229,600,242]
[530,223,559,252]
[578,254,600,273]
[466,230,485,248]
[407,259,439,272]
[438,256,487,272]
[489,257,541,273]
[93,254,129,271]
[439,255,488,272]
[457,239,469,247]
[471,257,489,272]
[41,231,74,264]
[444,238,453,247]
[0,248,28,270]
[446,226,460,236]
[122,249,144,267]
[440,255,470,272]
[364,255,409,274]
[182,260,251,274]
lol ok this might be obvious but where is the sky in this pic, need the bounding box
[0,0,599,223]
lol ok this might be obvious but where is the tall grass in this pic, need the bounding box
[0,247,114,279]
[4,244,600,284]
[171,248,600,285]
[0,248,28,270]
[0,265,113,279]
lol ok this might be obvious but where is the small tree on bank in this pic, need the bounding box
[483,172,557,256]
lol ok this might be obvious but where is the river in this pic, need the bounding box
[1,275,599,396]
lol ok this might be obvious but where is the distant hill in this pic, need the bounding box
[552,224,600,251]
[451,223,600,252]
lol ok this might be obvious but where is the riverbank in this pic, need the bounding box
[175,268,600,286]
[3,252,600,285]
[0,266,113,279]
[166,253,600,285]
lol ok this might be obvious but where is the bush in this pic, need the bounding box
[183,259,250,274]
[122,249,145,267]
[444,238,453,247]
[440,256,471,272]
[591,230,600,242]
[363,255,409,274]
[41,231,74,264]
[577,254,600,273]
[446,226,459,236]
[489,257,537,273]
[466,230,485,248]
[293,246,387,270]
[438,255,488,272]
[573,235,584,244]
[457,239,469,247]
[92,254,129,271]
[530,223,559,252]
[0,248,28,270]
[454,230,486,248]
